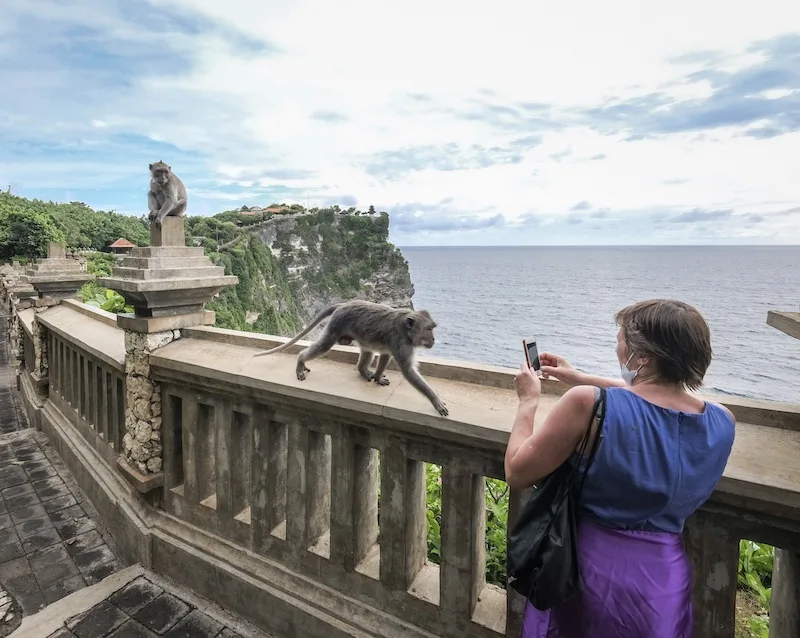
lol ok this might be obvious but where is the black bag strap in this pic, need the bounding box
[552,386,606,500]
[573,387,607,503]
[518,387,607,548]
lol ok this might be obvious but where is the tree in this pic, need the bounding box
[0,208,65,260]
[368,205,376,215]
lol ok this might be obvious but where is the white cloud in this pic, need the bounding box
[1,0,800,243]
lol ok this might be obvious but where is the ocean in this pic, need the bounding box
[401,246,800,404]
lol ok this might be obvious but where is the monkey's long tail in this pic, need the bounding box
[251,303,341,357]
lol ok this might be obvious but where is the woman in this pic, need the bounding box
[504,299,736,638]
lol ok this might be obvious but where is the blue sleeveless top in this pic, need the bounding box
[574,387,736,534]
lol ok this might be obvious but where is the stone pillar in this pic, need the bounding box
[26,241,94,301]
[122,329,176,476]
[26,242,96,395]
[765,309,800,638]
[98,216,237,493]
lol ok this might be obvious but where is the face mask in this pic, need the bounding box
[620,353,643,386]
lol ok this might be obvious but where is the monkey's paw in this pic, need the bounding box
[296,366,310,381]
[375,375,390,386]
[434,400,449,417]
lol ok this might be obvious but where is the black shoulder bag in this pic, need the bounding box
[506,386,607,611]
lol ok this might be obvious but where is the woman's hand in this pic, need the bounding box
[514,363,541,402]
[539,352,587,387]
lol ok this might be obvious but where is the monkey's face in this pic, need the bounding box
[408,314,437,349]
[152,168,171,186]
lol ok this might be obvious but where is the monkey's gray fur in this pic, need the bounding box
[148,161,188,228]
[253,300,449,416]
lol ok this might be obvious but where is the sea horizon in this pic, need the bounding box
[401,244,799,404]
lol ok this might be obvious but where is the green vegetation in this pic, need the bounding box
[186,205,410,333]
[0,192,148,259]
[79,252,133,313]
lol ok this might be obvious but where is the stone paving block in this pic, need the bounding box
[68,600,128,638]
[22,526,63,554]
[46,628,77,638]
[133,594,191,635]
[66,530,103,557]
[15,513,56,540]
[34,557,81,589]
[36,483,72,503]
[107,621,158,638]
[0,467,28,489]
[44,494,78,514]
[74,544,116,573]
[32,476,66,494]
[10,503,47,526]
[109,578,164,617]
[19,452,46,464]
[29,541,71,570]
[28,466,59,481]
[162,609,223,637]
[217,629,243,638]
[1,482,34,499]
[55,515,97,540]
[0,513,13,531]
[16,590,45,615]
[42,574,86,604]
[0,538,23,563]
[0,500,6,516]
[50,504,85,526]
[0,556,31,581]
[0,529,18,553]
[84,558,123,586]
[5,492,41,512]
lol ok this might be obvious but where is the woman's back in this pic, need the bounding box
[578,387,736,534]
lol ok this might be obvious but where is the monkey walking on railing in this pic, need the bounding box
[253,300,449,417]
[148,161,187,228]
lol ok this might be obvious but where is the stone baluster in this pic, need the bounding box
[97,216,237,494]
[330,435,379,571]
[379,436,427,590]
[251,417,288,553]
[26,241,95,396]
[439,461,486,622]
[284,418,332,553]
[684,509,739,638]
[505,487,531,638]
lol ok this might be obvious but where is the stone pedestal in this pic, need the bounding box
[98,217,237,330]
[27,242,94,300]
[97,215,238,489]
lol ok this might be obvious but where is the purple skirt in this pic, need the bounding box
[521,519,693,638]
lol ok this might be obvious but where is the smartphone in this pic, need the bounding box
[522,338,541,373]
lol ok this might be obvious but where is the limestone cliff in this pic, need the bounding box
[191,208,415,337]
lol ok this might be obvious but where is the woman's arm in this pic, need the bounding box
[573,373,626,389]
[539,352,625,389]
[504,385,598,489]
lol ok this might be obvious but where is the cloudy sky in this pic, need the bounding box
[2,1,799,246]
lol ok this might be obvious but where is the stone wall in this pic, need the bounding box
[122,330,177,475]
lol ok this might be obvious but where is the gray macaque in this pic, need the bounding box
[253,300,449,417]
[148,161,187,228]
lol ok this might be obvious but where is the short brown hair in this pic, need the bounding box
[615,299,712,391]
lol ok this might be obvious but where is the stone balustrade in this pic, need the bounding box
[3,234,799,638]
[4,292,798,637]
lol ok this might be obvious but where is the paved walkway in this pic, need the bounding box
[0,314,276,638]
[0,315,26,436]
